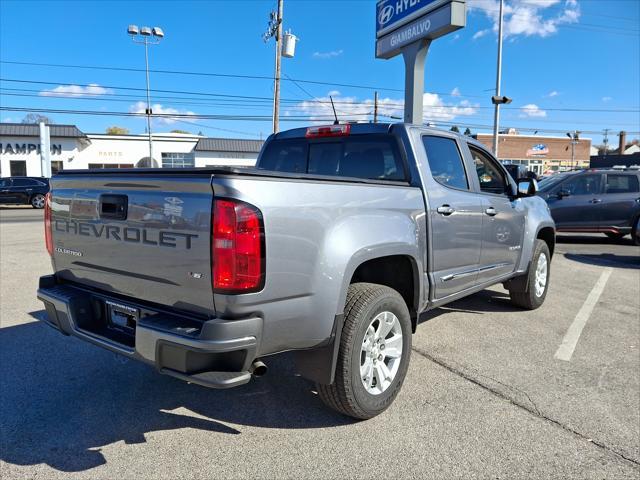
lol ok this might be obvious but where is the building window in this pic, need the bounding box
[10,160,27,176]
[51,161,64,174]
[161,152,195,168]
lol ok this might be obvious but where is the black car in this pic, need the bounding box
[0,177,50,209]
[538,169,640,245]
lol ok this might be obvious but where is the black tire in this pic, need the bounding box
[316,283,412,420]
[508,239,551,310]
[633,217,640,247]
[30,194,45,209]
[604,232,625,241]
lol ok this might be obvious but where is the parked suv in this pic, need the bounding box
[0,176,50,208]
[538,169,640,244]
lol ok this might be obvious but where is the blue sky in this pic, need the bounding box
[1,0,638,145]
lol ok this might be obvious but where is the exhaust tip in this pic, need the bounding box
[250,360,267,377]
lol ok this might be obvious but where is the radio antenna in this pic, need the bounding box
[329,96,339,125]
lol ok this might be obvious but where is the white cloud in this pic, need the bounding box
[546,90,559,97]
[313,49,343,59]
[473,29,490,40]
[469,0,581,38]
[293,91,478,124]
[602,96,613,102]
[40,83,113,98]
[327,90,341,97]
[451,87,461,97]
[519,104,547,118]
[129,101,196,125]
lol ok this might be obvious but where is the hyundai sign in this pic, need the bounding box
[376,1,466,59]
[376,0,449,38]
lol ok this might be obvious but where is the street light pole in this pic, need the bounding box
[128,25,164,166]
[492,0,504,157]
[143,38,154,164]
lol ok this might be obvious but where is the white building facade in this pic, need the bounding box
[0,123,263,177]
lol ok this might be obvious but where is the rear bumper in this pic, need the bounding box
[37,275,262,389]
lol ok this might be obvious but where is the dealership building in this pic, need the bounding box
[474,129,592,175]
[0,123,264,177]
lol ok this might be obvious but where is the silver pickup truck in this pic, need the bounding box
[37,123,555,419]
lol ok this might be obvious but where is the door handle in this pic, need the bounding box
[436,205,455,216]
[485,207,498,216]
[589,198,602,204]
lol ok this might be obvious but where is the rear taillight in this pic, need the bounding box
[44,192,53,256]
[212,199,264,293]
[305,124,351,138]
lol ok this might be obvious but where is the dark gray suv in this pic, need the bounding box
[538,169,640,244]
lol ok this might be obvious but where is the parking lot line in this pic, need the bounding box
[554,267,614,362]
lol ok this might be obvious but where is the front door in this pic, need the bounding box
[0,178,15,203]
[466,145,526,283]
[546,174,603,229]
[420,135,483,300]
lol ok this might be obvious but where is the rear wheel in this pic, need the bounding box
[604,232,625,241]
[316,283,412,420]
[633,218,640,246]
[31,194,45,209]
[508,239,551,310]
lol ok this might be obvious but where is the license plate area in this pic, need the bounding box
[106,300,138,336]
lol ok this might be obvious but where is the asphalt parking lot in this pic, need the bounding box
[1,207,639,479]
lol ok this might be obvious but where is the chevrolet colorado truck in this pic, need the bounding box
[37,123,555,419]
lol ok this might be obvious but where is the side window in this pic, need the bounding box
[421,136,468,190]
[469,146,509,195]
[561,175,601,195]
[258,140,307,173]
[0,178,11,188]
[11,178,37,187]
[606,174,640,194]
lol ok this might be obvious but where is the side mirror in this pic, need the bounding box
[517,178,538,197]
[557,189,570,199]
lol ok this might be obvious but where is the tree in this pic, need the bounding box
[463,127,472,136]
[106,126,129,135]
[450,125,460,133]
[21,113,52,124]
[170,129,191,134]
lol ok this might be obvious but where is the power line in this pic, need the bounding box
[2,106,638,136]
[0,78,640,114]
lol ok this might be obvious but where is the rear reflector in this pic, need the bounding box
[305,124,351,138]
[44,192,53,256]
[212,199,264,293]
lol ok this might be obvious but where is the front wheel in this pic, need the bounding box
[31,194,45,209]
[316,283,412,420]
[508,239,551,310]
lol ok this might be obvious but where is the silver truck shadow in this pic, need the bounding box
[0,316,353,473]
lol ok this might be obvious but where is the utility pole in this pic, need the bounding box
[567,130,579,170]
[603,128,610,157]
[374,91,379,123]
[492,0,505,158]
[273,0,284,133]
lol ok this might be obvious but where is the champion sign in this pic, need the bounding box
[376,0,442,37]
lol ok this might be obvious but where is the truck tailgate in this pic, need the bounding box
[49,173,215,316]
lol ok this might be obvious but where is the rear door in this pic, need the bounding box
[466,144,526,283]
[600,173,640,230]
[420,135,483,299]
[49,173,215,316]
[11,178,39,204]
[546,174,603,229]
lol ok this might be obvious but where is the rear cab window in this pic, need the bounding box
[258,134,407,182]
